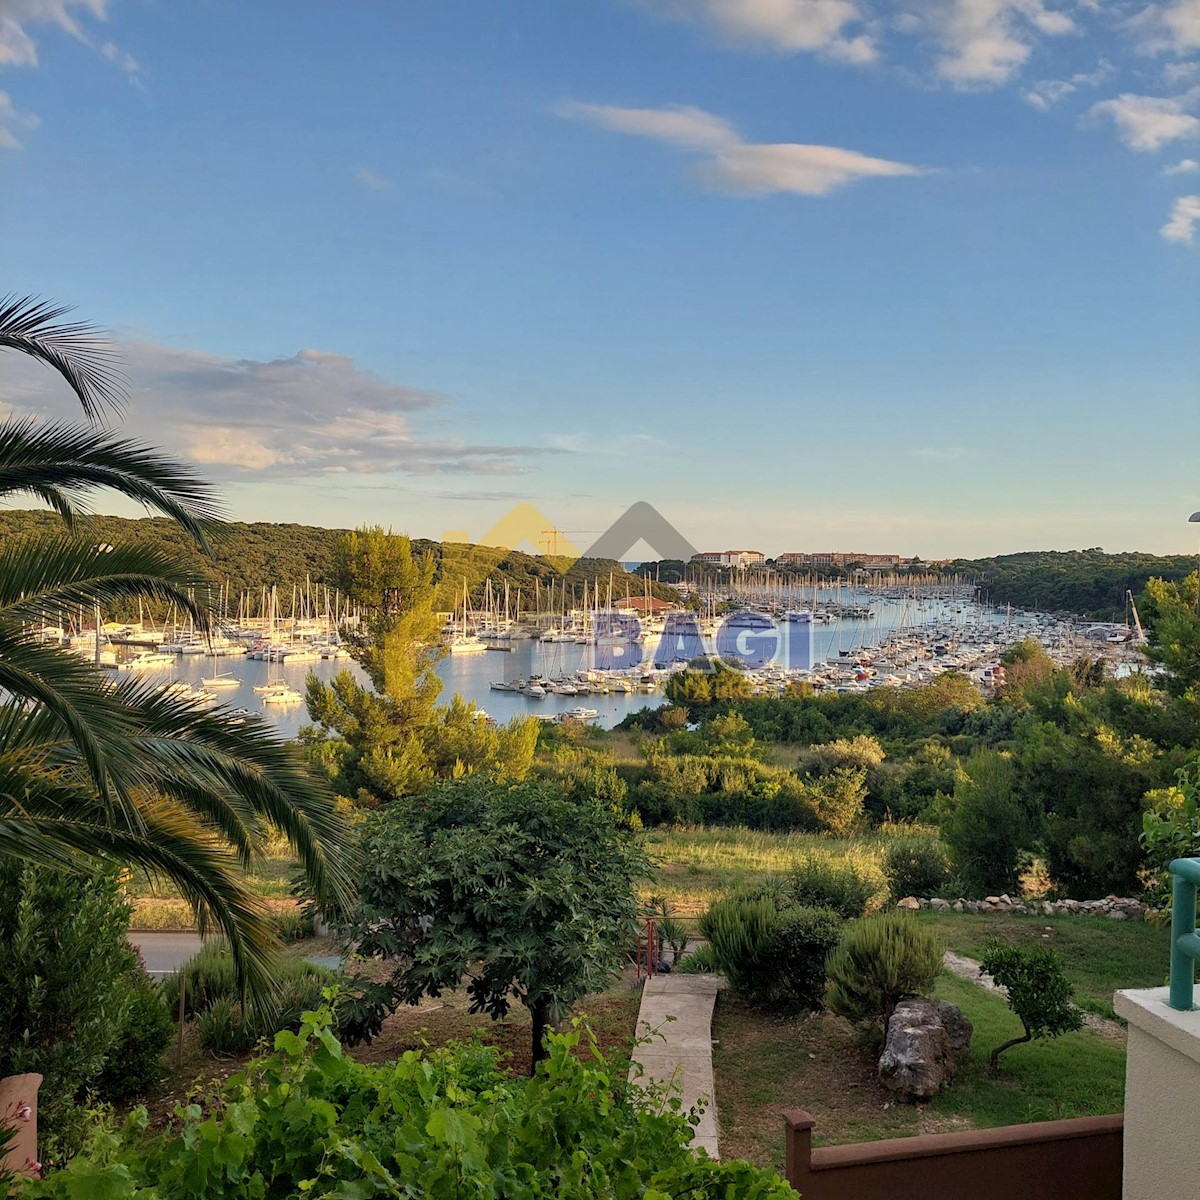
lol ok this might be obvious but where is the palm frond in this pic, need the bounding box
[0,417,222,549]
[112,680,358,914]
[0,294,126,421]
[0,629,138,824]
[0,806,280,1003]
[0,536,212,629]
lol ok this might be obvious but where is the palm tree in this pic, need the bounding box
[0,295,355,997]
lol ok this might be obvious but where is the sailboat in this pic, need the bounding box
[447,580,488,653]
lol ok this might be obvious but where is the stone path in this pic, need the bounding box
[629,974,724,1159]
[942,950,1125,1040]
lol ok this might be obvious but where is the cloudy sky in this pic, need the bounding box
[2,0,1198,557]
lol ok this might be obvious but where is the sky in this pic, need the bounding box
[2,0,1199,559]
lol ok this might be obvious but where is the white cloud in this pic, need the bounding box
[1132,0,1200,56]
[0,1,109,67]
[554,100,922,195]
[1088,92,1200,150]
[1023,78,1076,109]
[354,165,393,191]
[0,86,36,147]
[99,37,138,82]
[1022,60,1112,109]
[2,339,555,478]
[909,0,1077,88]
[637,0,876,62]
[1161,192,1200,241]
[1164,156,1200,172]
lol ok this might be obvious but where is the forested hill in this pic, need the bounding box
[952,549,1197,619]
[0,510,675,613]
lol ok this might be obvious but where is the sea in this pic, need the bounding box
[138,589,1021,735]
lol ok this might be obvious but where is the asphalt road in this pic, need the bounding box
[129,931,204,976]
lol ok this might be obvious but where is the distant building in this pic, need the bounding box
[775,552,918,570]
[617,595,675,615]
[689,550,765,569]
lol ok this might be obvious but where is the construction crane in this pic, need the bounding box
[539,529,602,555]
[1126,590,1147,645]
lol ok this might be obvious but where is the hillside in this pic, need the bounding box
[0,510,676,615]
[951,549,1197,620]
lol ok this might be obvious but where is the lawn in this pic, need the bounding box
[712,968,1126,1174]
[916,910,1170,1018]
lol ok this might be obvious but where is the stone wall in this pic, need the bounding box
[895,894,1147,920]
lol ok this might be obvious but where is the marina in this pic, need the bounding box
[47,582,1152,735]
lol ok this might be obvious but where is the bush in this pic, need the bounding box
[883,835,952,899]
[826,913,943,1027]
[698,896,777,1004]
[0,863,134,1162]
[95,963,174,1102]
[676,944,718,973]
[197,996,253,1057]
[161,940,331,1020]
[766,907,842,1010]
[789,852,885,918]
[23,1006,795,1200]
[979,941,1083,1070]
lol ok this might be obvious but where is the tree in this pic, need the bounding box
[0,296,355,996]
[345,778,650,1069]
[979,941,1082,1071]
[306,527,537,799]
[938,749,1036,895]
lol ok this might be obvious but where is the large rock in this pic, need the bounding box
[936,1001,973,1057]
[879,998,960,1101]
[896,896,921,910]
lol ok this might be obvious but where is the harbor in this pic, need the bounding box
[41,581,1153,734]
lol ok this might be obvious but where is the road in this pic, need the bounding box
[129,931,204,976]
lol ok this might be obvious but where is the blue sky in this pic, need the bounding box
[2,0,1199,557]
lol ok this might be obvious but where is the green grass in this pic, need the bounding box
[712,969,1126,1172]
[918,910,1170,1018]
[644,827,892,915]
[930,971,1126,1124]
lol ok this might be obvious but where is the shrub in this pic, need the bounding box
[789,852,885,918]
[23,1005,795,1200]
[272,908,315,942]
[883,835,952,899]
[826,913,943,1027]
[0,863,134,1162]
[698,896,778,1004]
[197,996,253,1057]
[979,941,1083,1071]
[95,963,174,1102]
[766,906,842,1010]
[676,944,717,973]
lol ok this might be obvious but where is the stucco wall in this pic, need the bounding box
[1115,986,1200,1200]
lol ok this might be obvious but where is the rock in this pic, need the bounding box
[879,998,957,1101]
[1040,902,1054,916]
[897,896,921,910]
[930,898,952,912]
[984,896,1001,905]
[953,900,965,913]
[1107,910,1128,920]
[965,901,981,914]
[936,1001,973,1057]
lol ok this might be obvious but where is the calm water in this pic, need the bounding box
[138,590,1017,735]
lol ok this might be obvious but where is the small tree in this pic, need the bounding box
[345,778,649,1070]
[979,941,1082,1071]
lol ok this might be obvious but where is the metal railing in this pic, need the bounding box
[1168,858,1200,1011]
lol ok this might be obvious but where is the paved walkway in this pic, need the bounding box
[629,974,724,1159]
[130,932,204,977]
